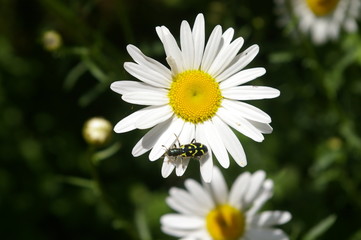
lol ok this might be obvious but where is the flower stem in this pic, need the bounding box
[86,147,137,239]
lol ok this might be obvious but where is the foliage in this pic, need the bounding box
[1,0,361,239]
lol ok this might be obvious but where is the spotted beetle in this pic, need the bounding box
[165,139,208,159]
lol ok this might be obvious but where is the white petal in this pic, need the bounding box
[124,62,170,88]
[126,44,171,81]
[113,110,143,133]
[199,153,213,183]
[298,11,312,34]
[196,125,214,183]
[110,80,157,95]
[156,26,184,74]
[160,214,204,229]
[328,22,339,40]
[179,229,211,240]
[245,228,290,240]
[166,196,190,215]
[208,37,244,77]
[216,45,260,82]
[122,90,168,105]
[244,170,266,205]
[204,28,234,74]
[222,85,280,100]
[149,117,185,161]
[212,116,247,167]
[132,118,173,157]
[228,172,251,208]
[169,188,206,215]
[166,196,195,216]
[344,19,357,32]
[114,105,168,133]
[165,56,180,75]
[161,225,187,238]
[162,157,175,178]
[180,20,194,70]
[247,180,273,215]
[311,19,328,45]
[162,228,210,240]
[248,120,273,134]
[135,105,173,129]
[192,13,205,69]
[220,28,234,46]
[184,179,215,212]
[208,167,229,205]
[220,67,266,89]
[202,120,230,168]
[251,211,292,227]
[177,122,196,145]
[167,181,212,216]
[222,99,271,123]
[201,25,222,72]
[217,107,264,142]
[175,157,191,176]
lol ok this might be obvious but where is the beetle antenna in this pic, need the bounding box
[173,133,181,146]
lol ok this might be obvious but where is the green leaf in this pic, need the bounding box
[134,208,152,240]
[83,57,108,83]
[92,142,122,165]
[63,61,87,90]
[302,215,337,240]
[78,82,108,106]
[57,175,96,192]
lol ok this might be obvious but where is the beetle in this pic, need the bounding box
[164,139,208,159]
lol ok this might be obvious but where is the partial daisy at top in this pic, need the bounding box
[161,167,292,240]
[275,0,361,44]
[111,13,280,182]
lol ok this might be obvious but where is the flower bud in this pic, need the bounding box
[42,30,62,51]
[82,117,112,146]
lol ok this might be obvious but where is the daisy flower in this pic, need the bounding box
[275,0,361,44]
[111,13,280,182]
[161,167,292,240]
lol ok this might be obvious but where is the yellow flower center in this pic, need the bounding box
[306,0,340,16]
[206,204,245,240]
[168,70,222,124]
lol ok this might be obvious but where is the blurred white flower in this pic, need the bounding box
[161,167,292,240]
[275,0,361,44]
[111,13,279,182]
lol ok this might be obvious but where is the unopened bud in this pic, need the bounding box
[42,30,62,51]
[82,117,112,146]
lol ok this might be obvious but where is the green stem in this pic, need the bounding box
[86,147,137,239]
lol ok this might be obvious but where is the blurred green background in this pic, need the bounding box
[1,0,361,239]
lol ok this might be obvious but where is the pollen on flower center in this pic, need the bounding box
[168,70,222,124]
[206,204,245,240]
[306,0,340,16]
